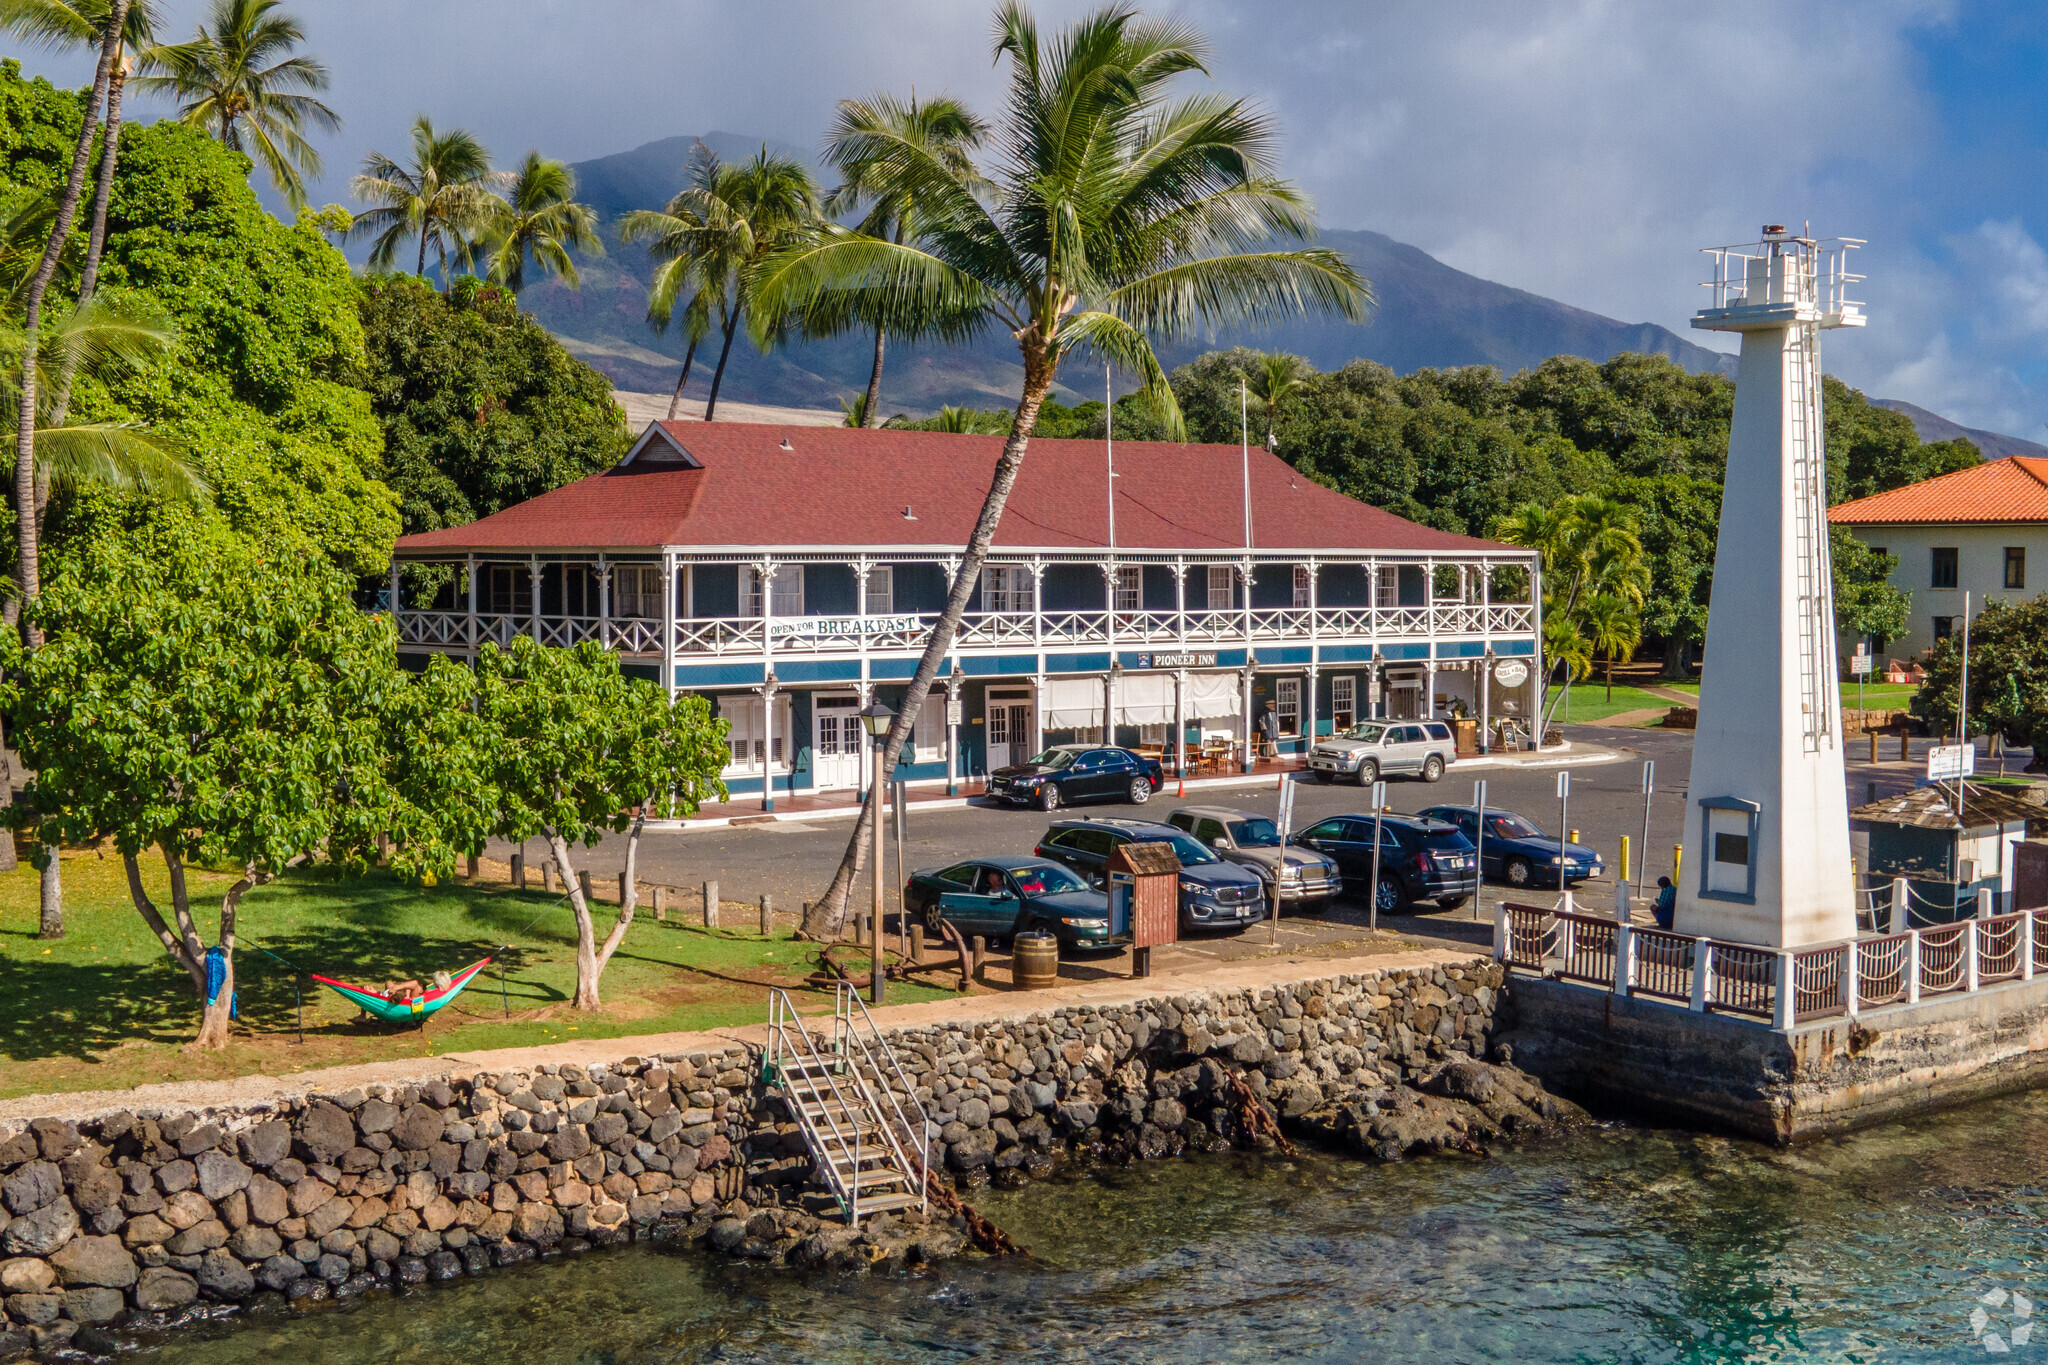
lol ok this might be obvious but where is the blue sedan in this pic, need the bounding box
[901,855,1129,953]
[1416,805,1604,889]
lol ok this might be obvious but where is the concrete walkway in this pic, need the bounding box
[0,945,1485,1129]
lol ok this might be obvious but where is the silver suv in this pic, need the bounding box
[1165,806,1341,911]
[1308,720,1456,785]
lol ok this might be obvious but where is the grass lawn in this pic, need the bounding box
[1653,680,1918,710]
[0,849,959,1101]
[1550,682,1690,725]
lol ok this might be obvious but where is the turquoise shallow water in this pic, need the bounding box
[132,1093,2048,1364]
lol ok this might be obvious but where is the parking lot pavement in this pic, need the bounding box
[488,724,1692,933]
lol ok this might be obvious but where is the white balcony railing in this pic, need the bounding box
[396,601,1538,658]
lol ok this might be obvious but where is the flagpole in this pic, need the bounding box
[1240,379,1252,551]
[1106,363,1116,551]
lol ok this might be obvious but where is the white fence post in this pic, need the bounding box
[1977,887,1994,920]
[1773,951,1795,1030]
[1890,876,1909,934]
[1843,942,1860,1017]
[1906,931,1922,1004]
[1690,940,1712,1012]
[1561,888,1576,917]
[1966,923,1981,993]
[1614,877,1630,923]
[1557,915,1577,974]
[2025,912,2037,982]
[1613,922,1634,995]
[1492,903,1508,962]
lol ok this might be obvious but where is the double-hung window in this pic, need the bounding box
[1293,564,1312,608]
[982,564,1031,613]
[865,565,894,615]
[1332,676,1356,729]
[1206,564,1234,610]
[1114,566,1141,612]
[1274,676,1301,736]
[2005,547,2026,591]
[1931,547,1959,590]
[744,565,804,618]
[612,565,662,618]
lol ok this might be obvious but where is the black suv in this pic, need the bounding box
[1290,812,1479,915]
[1034,818,1267,932]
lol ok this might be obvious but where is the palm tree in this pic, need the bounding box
[1583,591,1643,702]
[349,116,503,279]
[480,152,601,294]
[8,0,129,653]
[1255,350,1307,447]
[1496,493,1649,728]
[821,91,988,426]
[753,3,1368,937]
[617,143,722,420]
[620,144,821,422]
[133,0,338,209]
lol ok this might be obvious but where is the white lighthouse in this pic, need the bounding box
[1676,227,1865,948]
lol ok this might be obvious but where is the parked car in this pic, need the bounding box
[1307,720,1457,785]
[987,746,1165,811]
[901,856,1129,954]
[1034,818,1268,932]
[1416,804,1604,889]
[1290,812,1479,914]
[1164,806,1341,911]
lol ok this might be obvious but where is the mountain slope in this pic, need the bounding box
[1871,398,2048,461]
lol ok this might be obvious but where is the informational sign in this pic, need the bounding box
[1493,659,1530,689]
[945,698,963,726]
[1276,773,1300,841]
[1851,648,1873,676]
[1136,652,1219,669]
[1928,743,1976,782]
[766,613,925,640]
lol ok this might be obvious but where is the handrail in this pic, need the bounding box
[833,981,931,1214]
[764,988,871,1221]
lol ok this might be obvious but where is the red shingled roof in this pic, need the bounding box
[395,422,1512,556]
[1828,456,2048,526]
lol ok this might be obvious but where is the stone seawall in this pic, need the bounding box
[0,953,1520,1358]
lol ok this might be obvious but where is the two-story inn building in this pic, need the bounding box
[388,422,1544,804]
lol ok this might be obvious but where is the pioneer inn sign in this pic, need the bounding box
[388,422,1543,800]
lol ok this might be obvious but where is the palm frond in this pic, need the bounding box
[35,423,206,501]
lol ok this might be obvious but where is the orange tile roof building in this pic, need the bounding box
[1828,456,2048,663]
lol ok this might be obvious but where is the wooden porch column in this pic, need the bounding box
[528,555,543,644]
[597,555,612,650]
[661,552,678,699]
[465,553,478,662]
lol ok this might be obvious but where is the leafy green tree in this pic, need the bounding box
[820,90,988,426]
[1824,376,1981,504]
[348,115,502,278]
[1830,526,1909,655]
[1,516,406,1047]
[1583,590,1643,701]
[621,143,821,421]
[1912,595,2048,762]
[468,637,728,1009]
[615,141,718,421]
[1495,493,1648,726]
[1254,350,1307,446]
[134,0,335,208]
[480,151,599,294]
[754,2,1367,936]
[356,275,628,534]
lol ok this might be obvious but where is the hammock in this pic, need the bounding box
[310,958,492,1024]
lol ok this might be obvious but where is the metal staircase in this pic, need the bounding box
[763,983,930,1225]
[1785,312,1835,754]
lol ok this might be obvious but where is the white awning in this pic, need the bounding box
[1042,677,1103,730]
[1186,672,1243,720]
[1113,674,1174,726]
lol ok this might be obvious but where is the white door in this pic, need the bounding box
[986,695,1035,769]
[811,695,863,790]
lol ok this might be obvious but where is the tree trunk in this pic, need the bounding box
[14,6,126,647]
[38,855,61,939]
[1661,633,1685,680]
[192,867,261,1050]
[664,334,700,420]
[804,345,1060,939]
[862,324,887,427]
[1605,656,1614,703]
[703,305,740,421]
[417,226,429,279]
[124,851,207,994]
[0,689,16,874]
[546,830,605,1010]
[48,64,126,429]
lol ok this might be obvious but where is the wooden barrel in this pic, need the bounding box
[1013,931,1060,990]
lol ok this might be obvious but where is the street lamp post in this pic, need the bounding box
[861,699,895,1005]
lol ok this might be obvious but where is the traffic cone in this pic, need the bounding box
[1176,770,1185,798]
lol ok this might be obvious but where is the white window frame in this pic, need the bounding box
[983,564,1030,613]
[1115,565,1141,612]
[1207,564,1234,610]
[613,565,662,619]
[912,693,946,763]
[864,565,894,616]
[744,565,804,618]
[1292,564,1311,608]
[716,694,793,775]
[1375,565,1399,608]
[1275,676,1301,736]
[1332,675,1356,729]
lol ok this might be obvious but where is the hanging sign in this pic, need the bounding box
[1493,659,1530,688]
[1927,743,1976,782]
[766,614,925,640]
[1136,652,1219,668]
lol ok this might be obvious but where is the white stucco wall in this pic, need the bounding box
[1840,523,2048,663]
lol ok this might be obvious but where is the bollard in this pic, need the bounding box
[1978,887,1994,920]
[653,885,666,921]
[1867,781,1878,805]
[1569,829,1580,845]
[1615,877,1631,923]
[971,934,986,981]
[909,923,926,964]
[1673,844,1683,884]
[853,913,866,945]
[1619,835,1631,885]
[511,852,525,890]
[1869,731,1878,763]
[1899,730,1909,763]
[542,863,555,894]
[577,870,593,904]
[703,880,719,929]
[759,894,773,936]
[465,853,479,879]
[1890,875,1909,935]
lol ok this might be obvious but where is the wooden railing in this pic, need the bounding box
[1497,903,2048,1028]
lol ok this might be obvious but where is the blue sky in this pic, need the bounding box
[15,0,2048,440]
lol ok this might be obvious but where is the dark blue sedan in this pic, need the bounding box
[902,855,1128,954]
[1417,805,1604,889]
[985,745,1164,812]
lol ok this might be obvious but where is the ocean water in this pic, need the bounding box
[132,1093,2048,1364]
